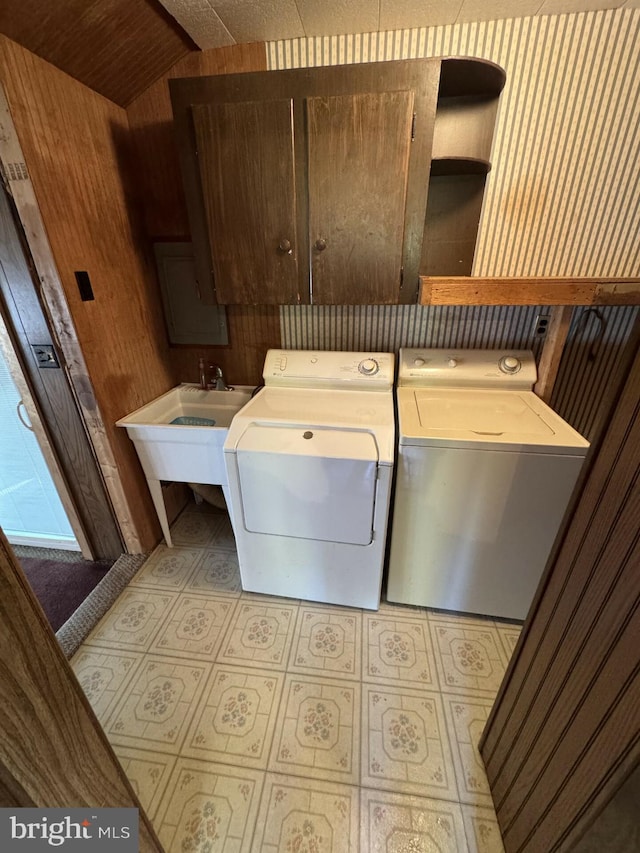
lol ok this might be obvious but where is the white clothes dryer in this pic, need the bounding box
[224,349,395,609]
[387,348,589,620]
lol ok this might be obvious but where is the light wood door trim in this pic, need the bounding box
[534,306,574,403]
[0,528,164,849]
[480,326,640,852]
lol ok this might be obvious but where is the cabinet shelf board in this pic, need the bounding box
[431,157,491,176]
[438,58,506,98]
[419,277,640,306]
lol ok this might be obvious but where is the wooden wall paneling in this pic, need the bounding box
[419,277,640,305]
[126,43,276,385]
[0,528,164,850]
[480,329,640,852]
[0,37,178,552]
[126,44,267,240]
[169,305,281,387]
[0,0,195,106]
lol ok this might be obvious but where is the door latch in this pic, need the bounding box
[31,344,60,369]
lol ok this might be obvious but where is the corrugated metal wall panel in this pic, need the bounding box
[551,306,639,440]
[270,10,640,440]
[281,304,549,360]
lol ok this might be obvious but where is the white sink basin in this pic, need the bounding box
[117,383,254,546]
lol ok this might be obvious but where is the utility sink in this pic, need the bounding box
[117,383,254,546]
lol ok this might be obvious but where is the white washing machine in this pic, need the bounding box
[223,349,395,609]
[387,348,589,620]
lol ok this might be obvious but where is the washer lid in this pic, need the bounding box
[398,388,589,454]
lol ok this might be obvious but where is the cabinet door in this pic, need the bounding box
[192,99,300,305]
[307,91,414,304]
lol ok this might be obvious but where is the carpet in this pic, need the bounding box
[18,551,114,632]
[13,545,149,658]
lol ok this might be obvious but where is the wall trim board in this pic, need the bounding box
[0,82,141,553]
[419,277,640,305]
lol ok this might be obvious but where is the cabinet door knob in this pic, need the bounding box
[278,238,292,254]
[314,238,327,252]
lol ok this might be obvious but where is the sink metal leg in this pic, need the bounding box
[147,478,173,547]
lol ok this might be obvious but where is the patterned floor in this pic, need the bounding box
[72,503,520,851]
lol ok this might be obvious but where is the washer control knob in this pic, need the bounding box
[358,358,379,375]
[447,358,458,368]
[413,357,425,367]
[499,355,522,374]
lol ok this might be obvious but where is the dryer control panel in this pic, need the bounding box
[263,349,394,389]
[398,348,537,389]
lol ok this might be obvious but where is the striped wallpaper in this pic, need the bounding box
[269,9,639,440]
[268,9,640,278]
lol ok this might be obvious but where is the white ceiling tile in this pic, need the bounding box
[158,0,235,49]
[296,0,380,36]
[456,0,543,24]
[212,0,304,42]
[380,0,463,30]
[539,0,625,12]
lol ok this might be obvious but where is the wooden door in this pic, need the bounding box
[0,528,163,850]
[0,187,123,559]
[307,91,414,304]
[480,329,640,851]
[192,99,300,305]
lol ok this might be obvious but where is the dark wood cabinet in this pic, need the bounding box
[170,57,504,305]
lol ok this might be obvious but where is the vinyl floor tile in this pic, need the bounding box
[219,600,298,671]
[111,746,176,822]
[442,694,496,806]
[461,804,506,852]
[104,655,210,754]
[361,788,468,852]
[83,588,177,652]
[149,593,236,661]
[363,611,439,689]
[71,646,143,724]
[73,508,507,851]
[288,605,362,680]
[128,544,202,592]
[183,665,284,769]
[154,758,264,852]
[252,773,359,852]
[429,616,509,699]
[361,684,458,800]
[269,674,361,784]
[183,549,242,596]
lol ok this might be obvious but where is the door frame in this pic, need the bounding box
[0,307,91,556]
[0,82,140,555]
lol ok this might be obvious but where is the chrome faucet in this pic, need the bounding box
[209,363,233,391]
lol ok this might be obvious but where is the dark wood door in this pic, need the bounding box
[192,99,300,305]
[0,528,163,849]
[480,329,640,851]
[307,91,414,304]
[0,187,123,559]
